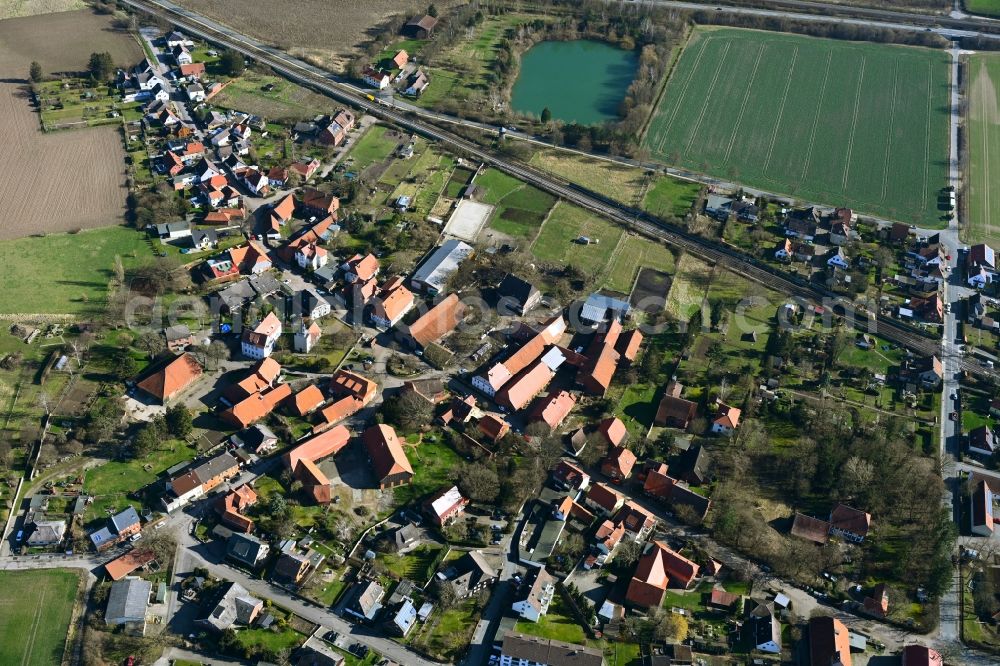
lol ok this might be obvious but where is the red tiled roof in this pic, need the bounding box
[329,370,377,403]
[105,549,156,580]
[615,329,643,362]
[292,384,325,416]
[408,294,465,348]
[599,417,628,447]
[284,424,351,471]
[585,482,623,513]
[808,616,852,666]
[529,390,576,430]
[495,361,554,411]
[901,645,943,666]
[363,424,413,483]
[626,541,699,608]
[642,463,672,499]
[137,353,203,403]
[478,413,510,442]
[272,193,295,222]
[713,403,741,429]
[602,445,636,480]
[223,382,292,428]
[830,504,871,538]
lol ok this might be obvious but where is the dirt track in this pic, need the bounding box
[0,10,142,239]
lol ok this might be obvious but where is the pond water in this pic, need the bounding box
[510,39,639,125]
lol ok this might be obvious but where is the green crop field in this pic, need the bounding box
[966,0,1000,17]
[967,54,1000,245]
[0,569,80,666]
[645,28,951,225]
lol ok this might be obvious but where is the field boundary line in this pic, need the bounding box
[639,27,692,144]
[21,584,47,666]
[982,64,992,241]
[799,50,834,189]
[650,35,715,153]
[655,35,713,155]
[923,60,933,212]
[723,43,767,164]
[841,56,867,191]
[684,41,733,155]
[882,59,900,203]
[763,45,799,177]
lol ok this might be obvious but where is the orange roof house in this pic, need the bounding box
[291,384,325,416]
[599,417,628,447]
[223,382,292,428]
[299,187,339,216]
[615,329,643,363]
[363,424,413,489]
[625,542,700,608]
[471,316,566,396]
[641,462,673,499]
[343,253,380,283]
[578,321,622,396]
[179,62,206,78]
[284,425,351,471]
[105,549,156,581]
[528,390,577,431]
[316,370,379,429]
[601,446,637,483]
[216,484,258,532]
[478,413,510,442]
[370,277,415,328]
[808,616,852,666]
[137,353,203,403]
[271,193,296,224]
[584,482,624,515]
[495,361,554,412]
[392,49,409,68]
[404,293,465,348]
[711,403,742,434]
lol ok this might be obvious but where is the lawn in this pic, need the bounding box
[645,27,951,226]
[0,569,80,666]
[643,176,701,220]
[0,225,149,315]
[377,544,445,584]
[347,124,402,172]
[664,252,714,321]
[211,70,332,121]
[604,234,677,294]
[394,435,463,506]
[966,0,1000,16]
[233,625,306,653]
[420,598,481,660]
[83,439,196,496]
[513,595,586,644]
[966,53,1000,245]
[477,167,556,240]
[530,202,624,276]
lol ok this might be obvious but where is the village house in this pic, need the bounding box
[654,381,697,429]
[809,616,852,666]
[711,402,741,435]
[496,273,542,315]
[511,566,556,622]
[968,425,996,457]
[241,312,282,359]
[165,452,242,512]
[364,424,413,489]
[106,577,151,634]
[528,390,577,431]
[226,533,270,568]
[828,504,871,542]
[89,506,142,550]
[368,276,415,329]
[293,321,323,354]
[362,66,391,89]
[403,14,438,38]
[625,541,700,608]
[136,352,203,404]
[316,369,377,430]
[440,550,497,598]
[284,425,351,505]
[199,582,263,633]
[424,485,468,526]
[972,479,994,537]
[216,484,258,533]
[399,293,466,350]
[551,459,590,492]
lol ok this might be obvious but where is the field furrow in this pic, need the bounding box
[644,27,950,226]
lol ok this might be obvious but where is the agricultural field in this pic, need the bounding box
[530,202,624,277]
[176,0,462,72]
[0,0,83,19]
[645,28,951,226]
[0,569,80,666]
[966,53,1000,245]
[0,225,148,315]
[528,149,700,219]
[211,70,333,122]
[477,168,556,240]
[0,10,141,237]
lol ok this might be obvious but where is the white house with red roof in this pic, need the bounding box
[711,403,741,435]
[424,485,468,526]
[241,313,282,360]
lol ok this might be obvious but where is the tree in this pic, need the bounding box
[615,540,643,568]
[455,462,500,503]
[137,331,164,360]
[381,390,433,433]
[432,578,457,608]
[205,340,229,370]
[219,49,244,76]
[165,404,193,439]
[29,61,42,82]
[652,609,688,643]
[87,51,115,82]
[112,349,139,381]
[427,3,438,17]
[577,433,608,468]
[133,423,160,458]
[540,107,552,124]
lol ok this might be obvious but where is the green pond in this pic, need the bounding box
[511,39,639,125]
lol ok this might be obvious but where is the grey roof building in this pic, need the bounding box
[580,293,631,323]
[199,581,263,632]
[439,550,497,598]
[410,239,473,294]
[388,598,418,636]
[106,577,152,630]
[344,580,385,622]
[226,533,270,568]
[27,520,66,546]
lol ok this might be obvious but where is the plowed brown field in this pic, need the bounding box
[0,10,141,239]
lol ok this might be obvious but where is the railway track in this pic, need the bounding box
[122,0,993,380]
